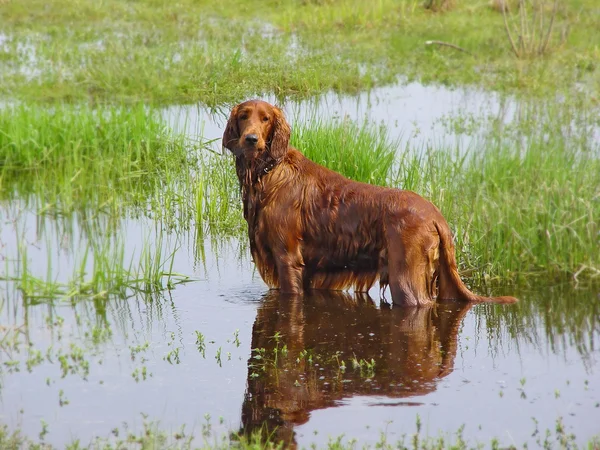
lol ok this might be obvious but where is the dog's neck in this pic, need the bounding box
[234,149,282,221]
[234,151,280,186]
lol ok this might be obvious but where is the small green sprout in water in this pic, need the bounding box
[26,349,44,372]
[39,419,49,441]
[351,355,376,378]
[413,414,422,449]
[88,325,112,345]
[297,349,313,365]
[518,377,527,399]
[132,366,151,382]
[215,347,222,367]
[333,351,346,373]
[58,389,69,407]
[195,331,206,358]
[129,342,150,361]
[233,329,241,347]
[164,347,181,365]
[202,413,211,438]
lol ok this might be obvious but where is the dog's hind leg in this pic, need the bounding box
[385,221,436,307]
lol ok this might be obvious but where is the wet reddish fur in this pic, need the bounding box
[222,100,518,306]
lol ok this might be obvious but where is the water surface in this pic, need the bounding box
[1,82,599,448]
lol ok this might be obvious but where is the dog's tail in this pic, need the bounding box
[434,222,518,304]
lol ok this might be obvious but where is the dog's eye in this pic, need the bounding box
[239,115,248,120]
[262,116,270,122]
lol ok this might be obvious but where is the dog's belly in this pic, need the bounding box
[301,203,385,291]
[304,243,380,272]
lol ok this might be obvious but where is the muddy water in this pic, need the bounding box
[1,83,599,448]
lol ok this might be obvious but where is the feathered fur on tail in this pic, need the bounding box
[434,222,518,304]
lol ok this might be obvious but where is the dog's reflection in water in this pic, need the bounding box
[240,291,473,447]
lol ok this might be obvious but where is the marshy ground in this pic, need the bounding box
[0,0,599,449]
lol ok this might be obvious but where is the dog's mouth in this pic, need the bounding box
[236,141,266,158]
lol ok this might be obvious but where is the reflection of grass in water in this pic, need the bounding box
[1,229,191,303]
[475,280,600,360]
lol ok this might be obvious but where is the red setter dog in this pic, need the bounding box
[222,100,517,306]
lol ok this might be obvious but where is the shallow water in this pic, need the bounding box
[1,211,598,447]
[162,80,518,152]
[1,82,599,448]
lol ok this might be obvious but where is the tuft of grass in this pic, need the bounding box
[501,0,567,59]
[193,151,245,239]
[291,117,398,185]
[0,103,192,218]
[401,102,600,282]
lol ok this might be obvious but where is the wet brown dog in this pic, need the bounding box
[222,100,517,306]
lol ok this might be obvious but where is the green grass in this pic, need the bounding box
[0,103,193,218]
[0,0,598,105]
[0,225,191,304]
[1,103,597,281]
[0,104,201,300]
[406,102,600,282]
[288,102,600,283]
[291,118,398,185]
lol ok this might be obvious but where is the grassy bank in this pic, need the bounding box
[0,0,598,105]
[0,103,192,217]
[1,103,598,281]
[0,104,197,300]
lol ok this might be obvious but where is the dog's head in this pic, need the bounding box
[222,100,291,161]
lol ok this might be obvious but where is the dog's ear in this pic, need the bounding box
[268,106,291,160]
[222,104,240,152]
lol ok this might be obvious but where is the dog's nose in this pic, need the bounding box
[245,134,259,145]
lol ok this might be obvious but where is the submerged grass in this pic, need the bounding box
[0,0,598,104]
[1,416,597,449]
[1,225,191,304]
